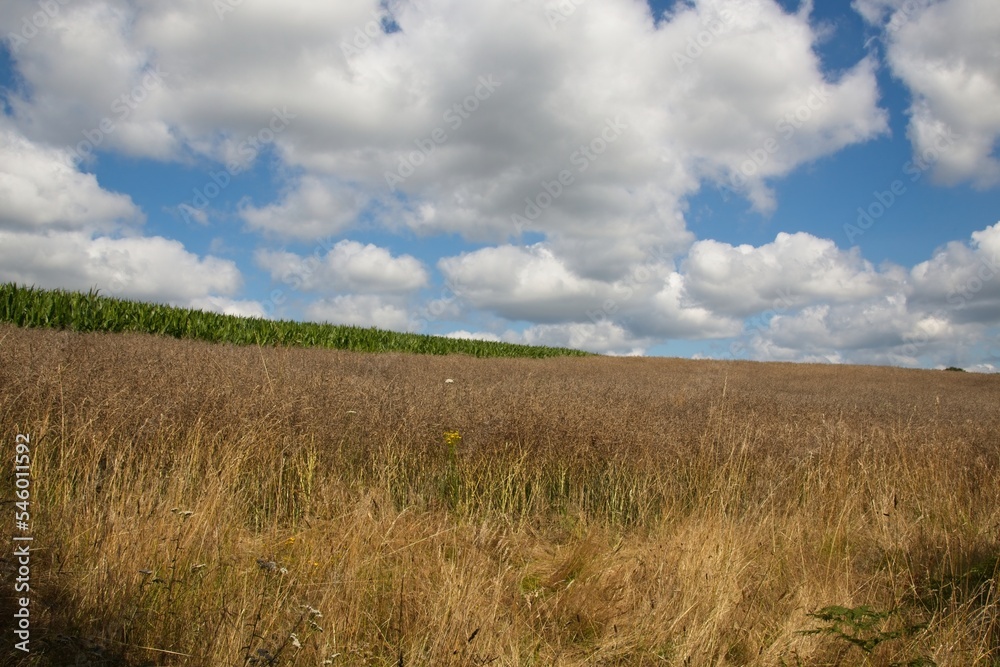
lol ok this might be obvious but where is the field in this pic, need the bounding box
[0,283,589,359]
[1,322,999,666]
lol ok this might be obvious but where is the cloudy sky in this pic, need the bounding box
[1,0,999,369]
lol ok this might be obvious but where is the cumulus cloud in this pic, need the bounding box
[438,242,740,339]
[0,230,243,304]
[187,296,268,319]
[0,121,249,311]
[910,221,1000,322]
[240,176,367,240]
[860,0,1000,186]
[0,121,141,232]
[439,244,612,322]
[627,270,743,339]
[435,230,953,350]
[515,320,652,356]
[256,240,428,294]
[445,330,502,342]
[666,1,888,213]
[760,298,912,353]
[306,294,416,331]
[431,222,999,364]
[965,363,998,374]
[683,232,901,317]
[739,222,1000,367]
[3,1,175,159]
[745,297,986,367]
[3,0,888,273]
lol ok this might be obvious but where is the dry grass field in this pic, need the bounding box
[1,323,998,666]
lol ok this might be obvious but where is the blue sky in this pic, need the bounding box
[1,0,999,369]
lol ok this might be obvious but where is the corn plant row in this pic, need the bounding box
[0,282,590,358]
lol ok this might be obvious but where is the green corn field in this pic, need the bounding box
[0,282,590,358]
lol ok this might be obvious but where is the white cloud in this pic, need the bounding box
[666,3,888,213]
[744,297,987,367]
[850,0,926,25]
[307,294,416,331]
[0,230,242,304]
[0,120,246,308]
[0,120,141,232]
[438,233,911,343]
[240,176,367,240]
[910,221,1000,323]
[256,239,428,294]
[736,222,1000,367]
[437,242,741,340]
[964,363,998,374]
[866,0,1000,186]
[4,2,175,159]
[445,330,502,342]
[261,235,430,334]
[758,298,911,353]
[3,0,888,273]
[515,320,652,356]
[188,295,267,319]
[178,204,209,226]
[628,270,743,338]
[683,232,900,317]
[438,244,613,322]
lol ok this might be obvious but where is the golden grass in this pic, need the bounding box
[1,323,998,666]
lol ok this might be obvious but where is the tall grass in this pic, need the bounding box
[0,283,589,358]
[1,324,998,665]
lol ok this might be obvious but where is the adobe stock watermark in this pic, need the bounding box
[725,290,796,360]
[511,115,629,233]
[411,275,467,334]
[580,245,796,362]
[673,5,736,72]
[843,126,959,244]
[12,433,33,653]
[885,0,925,35]
[214,0,246,20]
[257,231,347,318]
[71,65,168,162]
[507,0,589,31]
[255,232,459,332]
[5,0,72,54]
[545,0,588,30]
[340,8,398,57]
[718,85,831,202]
[178,107,297,225]
[384,75,502,190]
[583,243,675,327]
[946,253,1000,310]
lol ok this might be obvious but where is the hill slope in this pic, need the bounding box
[0,282,590,358]
[1,324,998,665]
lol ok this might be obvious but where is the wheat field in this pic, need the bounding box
[1,323,998,666]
